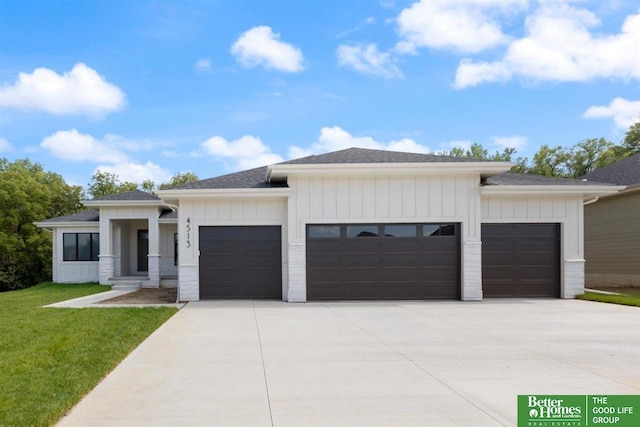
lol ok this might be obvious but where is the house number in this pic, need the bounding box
[186,217,191,248]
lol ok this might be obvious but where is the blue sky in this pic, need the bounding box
[1,0,639,188]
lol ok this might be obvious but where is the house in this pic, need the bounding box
[580,153,640,287]
[35,147,622,302]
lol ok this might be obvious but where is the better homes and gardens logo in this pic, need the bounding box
[518,395,640,427]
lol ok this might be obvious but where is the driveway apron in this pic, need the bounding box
[57,299,640,427]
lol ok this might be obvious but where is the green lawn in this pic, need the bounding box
[0,283,177,426]
[577,291,640,307]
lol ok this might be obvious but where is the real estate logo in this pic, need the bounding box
[518,395,640,427]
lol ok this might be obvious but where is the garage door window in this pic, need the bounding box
[423,224,456,237]
[347,225,378,237]
[385,225,417,237]
[308,225,340,238]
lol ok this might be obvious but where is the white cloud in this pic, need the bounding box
[0,137,13,152]
[41,129,128,163]
[583,97,640,129]
[492,135,527,149]
[395,0,525,54]
[231,26,304,72]
[0,63,126,116]
[337,44,404,79]
[95,162,172,184]
[288,126,430,158]
[198,135,284,170]
[195,58,212,71]
[454,4,640,88]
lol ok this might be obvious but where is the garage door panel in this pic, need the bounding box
[199,226,281,299]
[482,223,559,298]
[307,223,460,300]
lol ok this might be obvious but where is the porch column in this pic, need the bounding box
[147,215,161,287]
[98,218,114,284]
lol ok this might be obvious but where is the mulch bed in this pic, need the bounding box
[99,288,178,304]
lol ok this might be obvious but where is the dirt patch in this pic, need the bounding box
[99,288,178,304]
[587,286,640,296]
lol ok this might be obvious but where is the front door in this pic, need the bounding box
[137,230,149,272]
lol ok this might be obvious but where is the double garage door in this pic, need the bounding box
[197,223,560,300]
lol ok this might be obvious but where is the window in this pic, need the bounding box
[385,225,417,237]
[347,225,378,237]
[63,233,99,261]
[422,224,456,237]
[174,233,178,265]
[308,226,340,238]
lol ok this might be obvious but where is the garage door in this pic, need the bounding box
[482,223,560,298]
[199,226,282,299]
[307,223,460,300]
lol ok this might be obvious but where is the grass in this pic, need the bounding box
[577,291,640,307]
[0,283,177,426]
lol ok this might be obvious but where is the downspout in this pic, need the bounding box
[162,202,181,304]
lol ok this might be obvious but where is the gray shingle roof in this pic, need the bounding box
[91,189,160,201]
[579,154,640,186]
[39,210,100,223]
[485,173,614,186]
[279,147,493,164]
[159,209,177,219]
[170,166,272,190]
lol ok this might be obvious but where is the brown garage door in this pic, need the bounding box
[482,223,560,298]
[199,226,282,299]
[307,223,460,300]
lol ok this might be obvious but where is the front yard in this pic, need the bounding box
[0,283,177,426]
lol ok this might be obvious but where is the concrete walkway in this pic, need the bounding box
[58,299,640,426]
[44,289,186,308]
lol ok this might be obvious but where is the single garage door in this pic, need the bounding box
[199,226,282,299]
[307,223,460,300]
[482,223,560,298]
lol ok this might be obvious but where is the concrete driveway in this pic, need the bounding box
[58,300,639,427]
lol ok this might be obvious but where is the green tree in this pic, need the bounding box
[527,145,572,177]
[0,158,83,291]
[159,172,199,189]
[622,121,640,155]
[568,138,614,178]
[87,171,137,198]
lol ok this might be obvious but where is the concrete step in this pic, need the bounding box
[110,281,142,291]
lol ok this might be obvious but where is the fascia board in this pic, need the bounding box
[267,162,513,179]
[157,188,290,200]
[83,200,164,207]
[481,185,625,196]
[158,218,178,224]
[33,221,99,228]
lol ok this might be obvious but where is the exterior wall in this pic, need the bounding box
[481,194,585,298]
[584,191,640,286]
[177,198,287,301]
[286,174,483,301]
[52,226,100,283]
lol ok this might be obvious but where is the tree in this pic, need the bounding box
[87,171,137,198]
[158,172,199,189]
[0,158,84,291]
[622,121,640,155]
[527,145,572,177]
[567,138,614,178]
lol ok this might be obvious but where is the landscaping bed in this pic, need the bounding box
[99,287,178,304]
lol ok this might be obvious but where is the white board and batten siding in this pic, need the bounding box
[481,194,585,298]
[177,198,287,301]
[286,174,484,302]
[52,226,100,283]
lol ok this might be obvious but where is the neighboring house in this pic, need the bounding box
[580,153,640,287]
[35,147,622,302]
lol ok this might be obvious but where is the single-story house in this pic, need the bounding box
[580,153,640,287]
[35,147,623,302]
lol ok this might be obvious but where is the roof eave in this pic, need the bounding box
[34,221,100,228]
[267,162,514,179]
[481,185,625,197]
[82,200,165,207]
[157,187,290,204]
